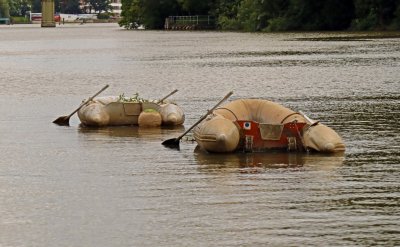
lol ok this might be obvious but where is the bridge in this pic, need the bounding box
[41,0,56,27]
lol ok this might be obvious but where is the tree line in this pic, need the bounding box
[119,0,400,31]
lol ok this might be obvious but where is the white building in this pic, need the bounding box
[81,0,121,16]
[109,0,121,16]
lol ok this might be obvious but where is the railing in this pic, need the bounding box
[165,15,215,30]
[0,17,10,25]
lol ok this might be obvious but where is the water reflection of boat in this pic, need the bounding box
[78,125,185,138]
[195,148,345,173]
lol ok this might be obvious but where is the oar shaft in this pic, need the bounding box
[299,110,319,126]
[175,91,233,141]
[158,89,178,103]
[66,84,109,118]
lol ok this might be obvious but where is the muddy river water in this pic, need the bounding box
[0,24,399,246]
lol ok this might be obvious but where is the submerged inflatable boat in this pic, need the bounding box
[193,99,345,153]
[77,96,185,127]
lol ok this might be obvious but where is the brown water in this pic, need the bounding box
[0,24,399,246]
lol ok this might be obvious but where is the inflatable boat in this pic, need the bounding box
[193,99,345,153]
[77,96,185,127]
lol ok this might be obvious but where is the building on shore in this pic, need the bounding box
[80,0,121,17]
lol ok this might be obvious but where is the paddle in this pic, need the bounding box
[53,84,110,126]
[299,110,319,126]
[162,91,234,149]
[157,89,178,103]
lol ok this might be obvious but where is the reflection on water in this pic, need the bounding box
[78,124,185,138]
[195,149,345,174]
[293,31,400,41]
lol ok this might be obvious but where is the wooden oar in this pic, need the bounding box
[53,84,110,126]
[157,89,178,103]
[162,91,234,149]
[299,110,319,126]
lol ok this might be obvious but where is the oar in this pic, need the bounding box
[157,89,178,103]
[299,110,319,126]
[162,91,234,149]
[53,84,110,126]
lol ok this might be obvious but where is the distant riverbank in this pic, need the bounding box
[5,17,119,25]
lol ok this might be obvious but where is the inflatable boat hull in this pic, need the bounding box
[194,99,345,153]
[78,96,185,127]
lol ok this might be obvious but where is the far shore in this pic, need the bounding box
[1,22,400,40]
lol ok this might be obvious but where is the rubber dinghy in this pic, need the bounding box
[77,96,185,127]
[193,99,345,153]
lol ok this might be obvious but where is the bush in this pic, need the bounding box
[351,11,378,30]
[389,5,400,30]
[97,13,110,19]
[10,16,30,24]
[265,17,289,31]
[217,15,242,30]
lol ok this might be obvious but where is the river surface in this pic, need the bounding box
[0,23,399,246]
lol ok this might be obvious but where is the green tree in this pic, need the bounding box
[279,0,354,30]
[213,0,241,30]
[85,0,112,13]
[61,0,82,13]
[236,0,263,31]
[352,0,398,30]
[286,0,324,30]
[213,0,240,18]
[262,0,289,17]
[31,0,40,12]
[8,0,18,16]
[215,0,353,31]
[391,3,400,29]
[143,0,181,28]
[119,0,141,27]
[0,0,10,17]
[319,0,355,30]
[178,0,212,15]
[120,0,181,29]
[261,0,290,31]
[55,0,60,12]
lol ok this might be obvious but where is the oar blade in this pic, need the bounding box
[162,138,180,149]
[52,116,70,126]
[52,84,109,126]
[161,91,234,150]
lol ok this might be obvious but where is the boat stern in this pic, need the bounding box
[194,117,240,153]
[159,103,185,126]
[303,123,345,153]
[78,102,110,126]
